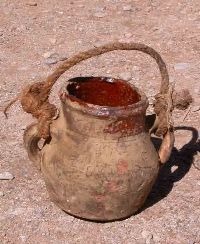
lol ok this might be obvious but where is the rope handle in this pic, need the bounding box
[4,42,171,139]
[43,42,170,94]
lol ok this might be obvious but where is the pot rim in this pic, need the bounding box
[59,76,149,117]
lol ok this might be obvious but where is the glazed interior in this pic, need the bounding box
[67,77,141,107]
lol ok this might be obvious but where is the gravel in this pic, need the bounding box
[26,2,37,6]
[44,53,60,65]
[93,12,107,18]
[122,5,133,11]
[191,105,200,112]
[0,172,14,180]
[174,63,190,70]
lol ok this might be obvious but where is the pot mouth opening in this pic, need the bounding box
[62,76,148,117]
[66,76,141,107]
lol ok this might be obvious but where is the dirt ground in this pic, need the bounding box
[0,0,200,243]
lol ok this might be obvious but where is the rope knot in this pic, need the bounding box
[20,82,57,139]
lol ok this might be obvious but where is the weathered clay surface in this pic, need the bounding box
[38,95,159,220]
[0,0,200,243]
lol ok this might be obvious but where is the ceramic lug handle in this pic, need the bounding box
[23,123,41,169]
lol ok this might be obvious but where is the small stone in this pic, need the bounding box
[148,89,155,97]
[193,161,200,170]
[17,66,29,71]
[148,97,155,105]
[59,55,68,61]
[174,63,189,70]
[49,38,57,44]
[188,241,196,244]
[123,5,132,11]
[44,53,60,65]
[124,32,132,38]
[43,51,53,58]
[94,12,107,18]
[0,172,14,180]
[78,27,83,31]
[191,105,200,112]
[26,2,37,6]
[95,6,106,12]
[142,231,154,244]
[21,125,27,130]
[150,1,157,7]
[119,71,132,81]
[45,58,58,65]
[194,88,200,95]
[171,165,178,173]
[0,191,4,196]
[142,230,150,238]
[132,65,140,71]
[20,235,27,242]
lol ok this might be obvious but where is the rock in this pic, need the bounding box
[132,65,140,72]
[43,52,68,65]
[193,152,200,170]
[43,51,53,59]
[0,191,4,196]
[174,63,189,70]
[119,71,132,81]
[0,172,14,180]
[76,27,83,32]
[124,32,132,38]
[79,27,83,31]
[148,89,155,97]
[171,165,178,173]
[49,38,57,44]
[20,235,27,242]
[17,66,29,71]
[93,6,106,18]
[45,58,58,65]
[194,88,200,95]
[26,2,37,6]
[191,105,200,112]
[95,6,106,12]
[44,53,60,65]
[142,231,154,244]
[148,97,155,105]
[173,89,193,110]
[93,12,107,18]
[59,55,68,61]
[123,5,132,11]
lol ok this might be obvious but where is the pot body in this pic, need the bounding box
[39,79,160,221]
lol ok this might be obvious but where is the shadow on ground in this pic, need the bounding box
[143,126,200,210]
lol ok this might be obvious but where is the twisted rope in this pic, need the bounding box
[4,42,171,138]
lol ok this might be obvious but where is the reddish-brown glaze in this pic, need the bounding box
[103,118,135,134]
[103,116,145,136]
[67,77,140,107]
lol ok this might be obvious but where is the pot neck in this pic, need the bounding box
[59,96,148,140]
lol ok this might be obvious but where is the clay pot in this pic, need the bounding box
[23,43,175,221]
